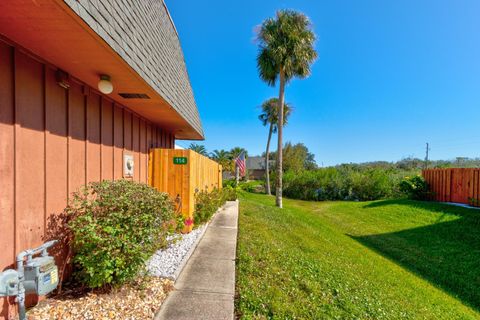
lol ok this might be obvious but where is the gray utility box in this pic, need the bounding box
[23,256,58,295]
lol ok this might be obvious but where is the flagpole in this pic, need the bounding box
[235,151,244,185]
[235,163,240,185]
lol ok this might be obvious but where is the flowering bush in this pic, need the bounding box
[399,175,429,200]
[194,187,236,225]
[67,180,175,288]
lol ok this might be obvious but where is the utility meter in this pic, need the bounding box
[24,256,59,295]
[0,240,58,320]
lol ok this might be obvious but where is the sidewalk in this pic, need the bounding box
[155,200,239,320]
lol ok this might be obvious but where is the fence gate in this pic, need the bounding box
[148,148,223,232]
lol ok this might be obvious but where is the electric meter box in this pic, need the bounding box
[24,256,58,295]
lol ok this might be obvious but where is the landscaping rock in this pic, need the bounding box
[147,225,207,279]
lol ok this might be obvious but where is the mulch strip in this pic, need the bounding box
[27,277,174,320]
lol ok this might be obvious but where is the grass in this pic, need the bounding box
[235,192,480,319]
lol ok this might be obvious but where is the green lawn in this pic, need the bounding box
[235,192,480,319]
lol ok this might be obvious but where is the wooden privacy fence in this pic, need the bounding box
[422,168,480,207]
[148,149,223,232]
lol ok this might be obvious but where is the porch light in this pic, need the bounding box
[98,74,113,94]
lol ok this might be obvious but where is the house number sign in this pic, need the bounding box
[173,157,188,165]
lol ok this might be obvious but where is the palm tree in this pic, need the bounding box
[210,149,233,172]
[229,147,248,160]
[210,149,231,161]
[259,98,292,195]
[188,143,208,156]
[257,10,317,208]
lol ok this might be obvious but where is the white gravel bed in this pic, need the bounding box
[147,224,207,279]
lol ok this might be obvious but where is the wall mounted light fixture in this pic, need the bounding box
[98,74,113,94]
[55,69,70,89]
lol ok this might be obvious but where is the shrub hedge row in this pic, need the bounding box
[269,167,424,201]
[194,186,237,225]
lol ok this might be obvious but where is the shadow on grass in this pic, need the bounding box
[352,199,480,311]
[364,198,479,214]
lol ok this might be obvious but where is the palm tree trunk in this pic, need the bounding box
[276,68,286,208]
[265,123,273,195]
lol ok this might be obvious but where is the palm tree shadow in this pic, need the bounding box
[351,199,480,311]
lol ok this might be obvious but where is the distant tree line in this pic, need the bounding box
[189,141,480,176]
[342,157,480,171]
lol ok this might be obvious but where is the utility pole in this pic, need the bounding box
[424,142,430,169]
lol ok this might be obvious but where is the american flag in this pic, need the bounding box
[235,151,246,176]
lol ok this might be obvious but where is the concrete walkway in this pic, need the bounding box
[155,201,239,320]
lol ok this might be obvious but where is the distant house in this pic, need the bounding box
[247,156,275,180]
[223,171,235,180]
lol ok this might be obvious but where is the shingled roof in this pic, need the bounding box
[63,0,203,137]
[246,156,266,170]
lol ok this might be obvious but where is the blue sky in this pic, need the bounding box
[168,0,480,166]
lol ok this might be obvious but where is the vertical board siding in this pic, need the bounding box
[0,43,15,270]
[113,105,124,180]
[124,110,132,151]
[132,115,140,182]
[68,81,86,195]
[15,50,45,252]
[0,42,175,278]
[149,149,223,232]
[45,66,68,224]
[423,168,480,207]
[140,120,147,182]
[101,99,114,181]
[86,93,101,183]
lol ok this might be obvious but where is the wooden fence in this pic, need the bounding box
[148,149,222,232]
[422,168,480,206]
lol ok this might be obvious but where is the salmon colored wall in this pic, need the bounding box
[0,40,175,319]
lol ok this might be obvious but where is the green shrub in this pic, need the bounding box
[278,167,411,202]
[223,185,238,201]
[280,168,348,200]
[399,175,429,200]
[239,180,265,193]
[223,179,237,188]
[194,189,220,225]
[349,169,400,201]
[194,187,235,225]
[67,179,175,288]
